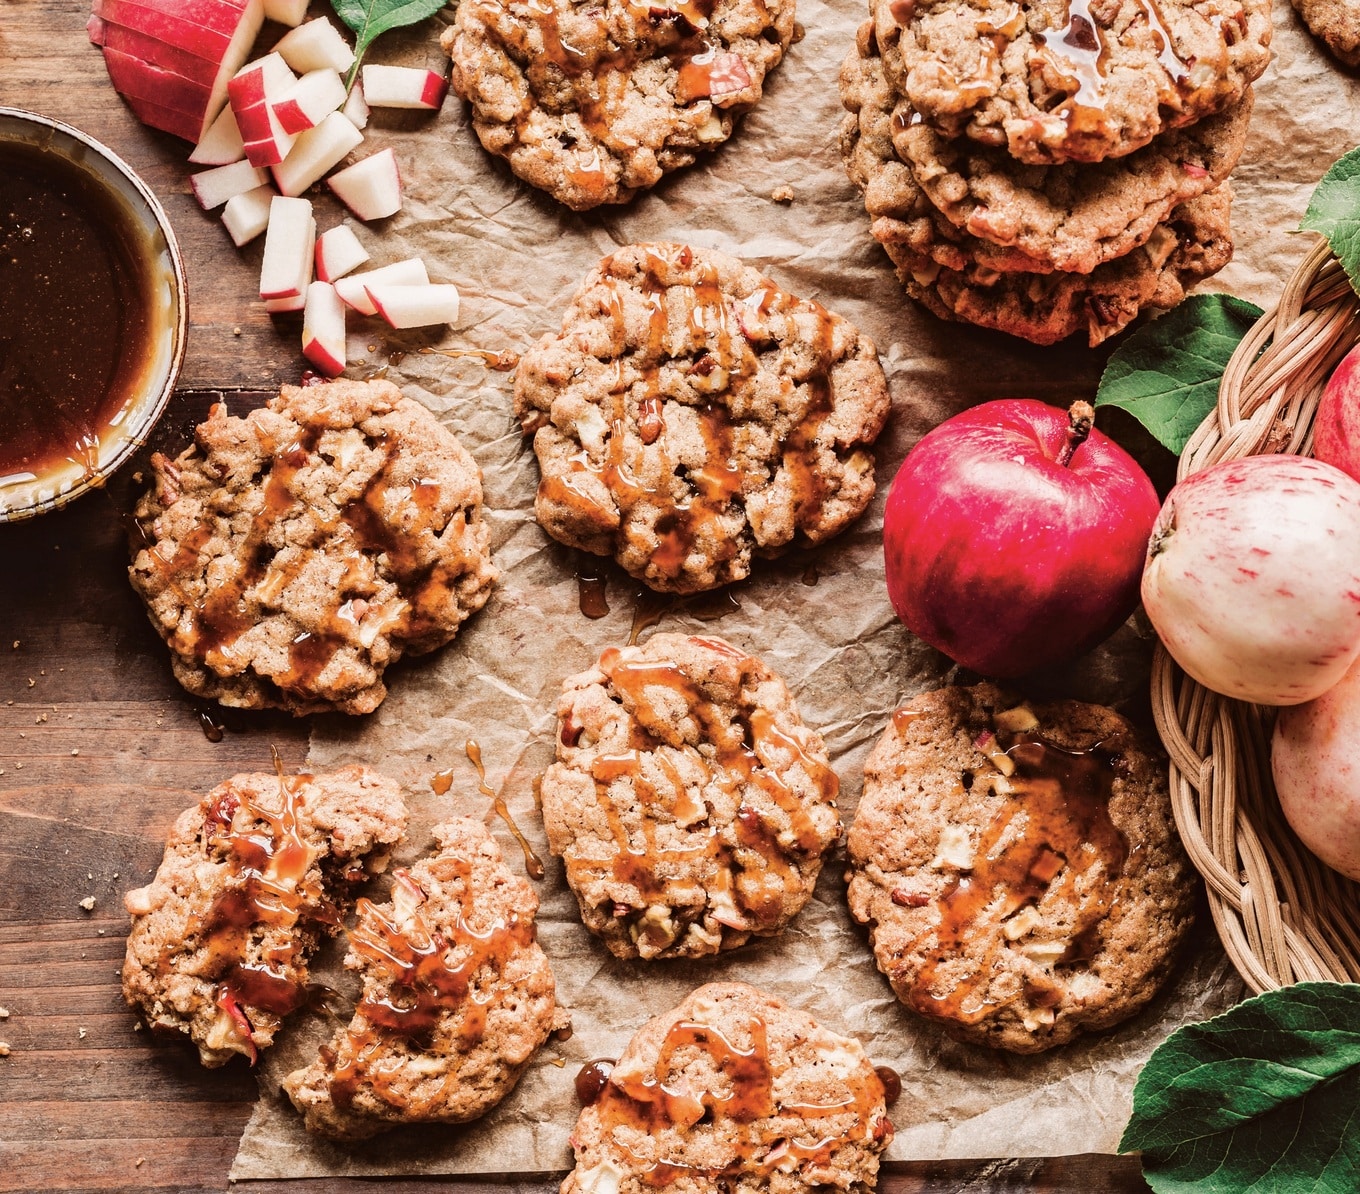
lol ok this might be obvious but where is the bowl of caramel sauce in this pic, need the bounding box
[0,108,186,522]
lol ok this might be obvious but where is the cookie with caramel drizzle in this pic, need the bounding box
[121,764,408,1067]
[871,0,1270,165]
[541,633,841,960]
[128,379,497,716]
[516,244,890,594]
[564,982,894,1193]
[282,817,565,1139]
[442,0,794,209]
[846,683,1194,1053]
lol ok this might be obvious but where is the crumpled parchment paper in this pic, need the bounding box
[229,0,1357,1176]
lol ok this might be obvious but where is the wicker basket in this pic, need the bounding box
[1150,235,1360,992]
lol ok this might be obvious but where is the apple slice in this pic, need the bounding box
[359,64,448,110]
[88,0,264,143]
[333,258,428,315]
[271,68,347,134]
[190,158,269,209]
[259,194,316,300]
[366,283,460,329]
[315,225,370,282]
[229,53,298,166]
[271,111,365,198]
[189,101,245,164]
[341,79,369,130]
[222,183,276,245]
[262,0,308,25]
[326,149,401,221]
[301,282,347,377]
[273,17,357,75]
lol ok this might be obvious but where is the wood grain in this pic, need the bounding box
[0,3,1151,1190]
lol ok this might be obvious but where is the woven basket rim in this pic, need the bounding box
[1151,233,1360,993]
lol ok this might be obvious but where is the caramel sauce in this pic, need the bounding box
[0,139,155,485]
[430,768,455,796]
[591,1012,887,1181]
[629,590,670,644]
[417,346,519,371]
[180,756,325,1048]
[536,246,841,585]
[576,567,611,618]
[323,862,535,1109]
[198,710,225,742]
[575,1057,616,1105]
[567,644,837,936]
[907,732,1129,1027]
[1036,0,1109,120]
[891,708,923,737]
[685,588,741,623]
[874,1065,902,1105]
[801,563,819,587]
[466,739,546,880]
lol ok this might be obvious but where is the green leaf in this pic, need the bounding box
[1094,293,1263,456]
[1302,146,1360,297]
[1121,982,1360,1193]
[331,0,449,84]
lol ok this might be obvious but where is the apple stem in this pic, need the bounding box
[1057,401,1096,468]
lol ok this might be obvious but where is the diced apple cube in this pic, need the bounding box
[222,183,276,245]
[190,158,268,209]
[360,64,448,110]
[229,53,298,166]
[341,80,369,130]
[301,281,347,377]
[271,111,364,197]
[315,224,370,282]
[188,100,245,165]
[326,148,401,221]
[332,258,428,315]
[263,0,309,25]
[271,68,347,134]
[366,282,460,329]
[273,17,356,75]
[259,194,316,300]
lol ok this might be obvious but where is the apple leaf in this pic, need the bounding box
[1121,982,1360,1193]
[1302,146,1360,297]
[330,0,449,85]
[1094,293,1263,456]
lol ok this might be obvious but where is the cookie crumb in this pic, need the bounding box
[78,1028,87,1040]
[0,1007,10,1019]
[0,1043,10,1057]
[79,896,96,911]
[135,1158,145,1168]
[771,184,794,203]
[71,748,79,756]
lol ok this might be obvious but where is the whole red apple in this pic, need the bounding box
[1313,341,1360,482]
[882,399,1160,678]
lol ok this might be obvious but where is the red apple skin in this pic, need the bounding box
[1272,652,1360,879]
[882,399,1160,678]
[1314,342,1360,483]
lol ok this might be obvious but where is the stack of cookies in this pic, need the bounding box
[839,0,1272,346]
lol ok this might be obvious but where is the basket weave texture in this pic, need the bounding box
[1151,236,1360,992]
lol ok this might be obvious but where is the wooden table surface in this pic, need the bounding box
[0,3,1152,1190]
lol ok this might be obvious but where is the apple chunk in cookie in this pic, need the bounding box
[846,684,1194,1053]
[541,633,842,960]
[516,243,890,594]
[565,982,894,1192]
[122,765,408,1066]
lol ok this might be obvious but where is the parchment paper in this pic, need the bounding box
[230,0,1360,1177]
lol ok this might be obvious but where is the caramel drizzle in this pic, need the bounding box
[537,247,840,584]
[146,418,468,698]
[593,1013,886,1182]
[182,756,326,1050]
[906,732,1129,1026]
[467,739,546,879]
[567,643,836,942]
[322,862,534,1111]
